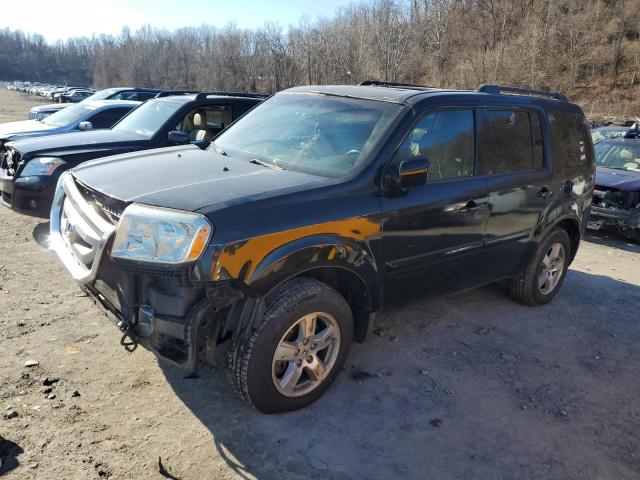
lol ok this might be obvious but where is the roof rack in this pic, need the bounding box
[358,80,435,90]
[154,90,198,98]
[194,91,269,100]
[476,84,568,102]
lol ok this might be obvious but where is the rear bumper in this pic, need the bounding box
[589,205,640,230]
[0,172,57,217]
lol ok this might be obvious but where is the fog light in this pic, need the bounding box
[29,200,38,209]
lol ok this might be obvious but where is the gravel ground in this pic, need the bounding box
[1,89,640,480]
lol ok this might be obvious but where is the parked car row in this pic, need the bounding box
[1,81,595,413]
[5,80,96,103]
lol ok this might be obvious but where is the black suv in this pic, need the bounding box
[2,92,266,217]
[50,82,595,413]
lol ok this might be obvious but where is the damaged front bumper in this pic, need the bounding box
[49,173,257,373]
[588,205,640,230]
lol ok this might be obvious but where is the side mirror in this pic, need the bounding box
[168,130,190,145]
[77,121,92,131]
[393,157,430,189]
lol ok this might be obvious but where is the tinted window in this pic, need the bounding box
[395,109,475,181]
[478,110,538,174]
[88,108,132,129]
[548,111,589,167]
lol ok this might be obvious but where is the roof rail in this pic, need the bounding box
[194,91,269,100]
[476,84,568,102]
[358,80,435,90]
[154,90,198,98]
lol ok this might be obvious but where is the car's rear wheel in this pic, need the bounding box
[226,277,353,413]
[508,229,571,306]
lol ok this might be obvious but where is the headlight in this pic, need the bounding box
[111,203,213,264]
[20,157,66,176]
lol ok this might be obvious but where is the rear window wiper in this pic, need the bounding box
[250,158,282,170]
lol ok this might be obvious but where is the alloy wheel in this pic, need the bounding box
[538,242,565,295]
[271,312,341,397]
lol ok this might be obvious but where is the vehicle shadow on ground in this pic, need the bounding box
[158,269,640,480]
[584,229,640,254]
[0,436,24,475]
[32,221,51,249]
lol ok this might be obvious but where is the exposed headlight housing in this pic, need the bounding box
[20,157,66,176]
[111,203,213,264]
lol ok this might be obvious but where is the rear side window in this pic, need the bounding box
[548,111,589,167]
[395,109,475,182]
[478,109,542,174]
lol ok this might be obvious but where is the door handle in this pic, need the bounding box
[536,186,554,198]
[459,200,486,214]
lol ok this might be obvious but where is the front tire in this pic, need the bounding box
[508,229,571,306]
[226,277,353,413]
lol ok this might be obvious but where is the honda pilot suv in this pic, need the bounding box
[51,82,595,413]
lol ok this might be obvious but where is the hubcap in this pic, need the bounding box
[538,242,565,295]
[271,312,341,397]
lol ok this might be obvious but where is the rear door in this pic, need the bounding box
[478,108,552,279]
[381,108,490,308]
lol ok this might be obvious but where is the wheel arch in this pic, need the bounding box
[245,235,382,342]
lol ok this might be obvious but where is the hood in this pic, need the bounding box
[0,120,56,139]
[595,166,640,192]
[71,146,327,212]
[8,129,146,158]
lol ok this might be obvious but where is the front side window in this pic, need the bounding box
[42,104,94,127]
[87,108,133,129]
[112,99,183,138]
[212,93,402,178]
[394,109,475,182]
[478,109,539,174]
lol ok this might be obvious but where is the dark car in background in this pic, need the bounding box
[27,87,170,121]
[0,100,140,215]
[588,138,640,240]
[50,82,594,413]
[1,92,265,217]
[591,125,634,144]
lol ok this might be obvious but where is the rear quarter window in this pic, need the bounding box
[548,111,590,168]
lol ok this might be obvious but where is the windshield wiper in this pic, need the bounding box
[250,158,282,170]
[211,143,227,156]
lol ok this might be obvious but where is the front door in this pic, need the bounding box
[381,108,489,309]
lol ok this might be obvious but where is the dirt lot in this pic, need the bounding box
[1,88,640,480]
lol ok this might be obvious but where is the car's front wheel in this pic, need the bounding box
[227,277,353,413]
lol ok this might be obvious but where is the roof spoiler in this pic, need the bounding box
[476,84,568,102]
[358,80,434,90]
[194,91,269,100]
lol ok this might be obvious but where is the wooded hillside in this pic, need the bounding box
[1,0,639,116]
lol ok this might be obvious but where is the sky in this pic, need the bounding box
[0,0,356,42]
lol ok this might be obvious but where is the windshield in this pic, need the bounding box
[42,103,93,127]
[212,93,402,178]
[85,89,118,102]
[591,127,627,144]
[112,99,182,138]
[595,142,640,171]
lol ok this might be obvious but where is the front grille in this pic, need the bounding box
[75,180,126,226]
[1,148,20,177]
[50,174,117,284]
[593,188,640,210]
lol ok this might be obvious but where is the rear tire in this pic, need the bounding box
[226,277,353,413]
[508,229,571,306]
